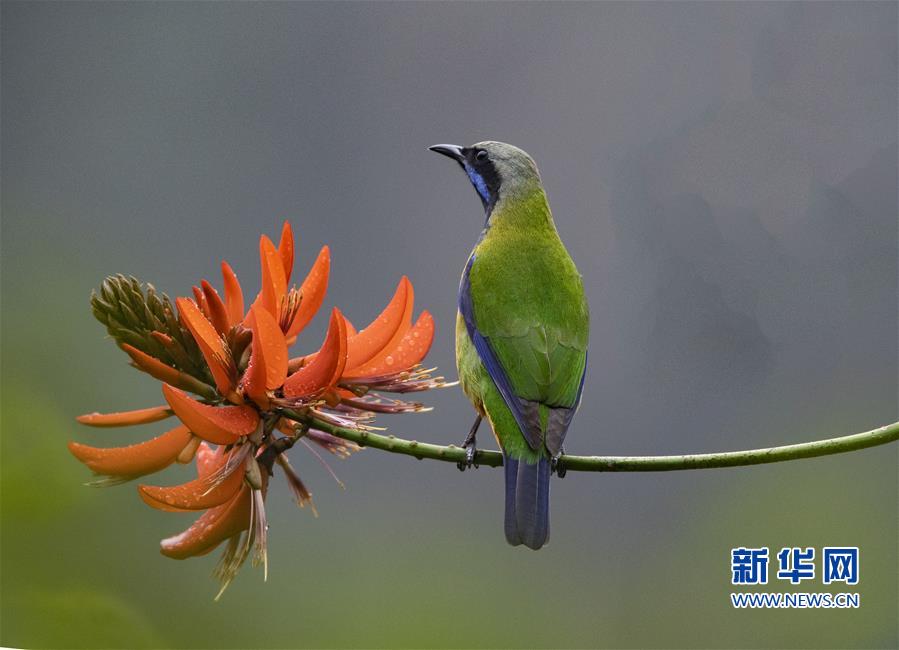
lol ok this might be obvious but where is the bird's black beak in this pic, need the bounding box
[429,144,465,162]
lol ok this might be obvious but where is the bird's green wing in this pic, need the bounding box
[490,324,587,407]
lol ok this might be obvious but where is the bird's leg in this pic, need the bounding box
[551,448,567,478]
[457,415,482,471]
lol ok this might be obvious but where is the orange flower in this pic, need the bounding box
[71,221,449,596]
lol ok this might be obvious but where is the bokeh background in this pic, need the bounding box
[2,2,896,648]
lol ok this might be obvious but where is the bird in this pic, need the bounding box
[429,141,589,550]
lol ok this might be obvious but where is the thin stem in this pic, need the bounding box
[281,410,899,472]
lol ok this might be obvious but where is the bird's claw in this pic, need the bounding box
[456,442,479,471]
[551,453,567,478]
[457,415,482,471]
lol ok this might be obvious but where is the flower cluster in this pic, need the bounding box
[71,222,448,597]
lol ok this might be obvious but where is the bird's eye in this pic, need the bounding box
[476,150,488,162]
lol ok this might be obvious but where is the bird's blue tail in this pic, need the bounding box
[503,454,551,550]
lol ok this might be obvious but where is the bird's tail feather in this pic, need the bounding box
[503,453,550,550]
[503,455,522,546]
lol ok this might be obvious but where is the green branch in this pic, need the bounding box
[285,410,899,472]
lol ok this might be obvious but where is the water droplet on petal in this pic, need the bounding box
[385,356,395,366]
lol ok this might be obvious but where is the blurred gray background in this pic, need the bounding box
[2,2,896,648]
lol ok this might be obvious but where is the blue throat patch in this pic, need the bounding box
[463,164,492,206]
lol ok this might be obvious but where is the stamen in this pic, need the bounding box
[301,438,345,489]
[213,534,244,601]
[251,489,268,581]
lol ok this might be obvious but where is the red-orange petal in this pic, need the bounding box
[344,310,435,378]
[121,344,181,383]
[283,308,347,397]
[330,313,350,385]
[201,280,231,336]
[138,452,246,512]
[160,485,251,559]
[76,405,173,428]
[195,442,220,479]
[240,315,269,408]
[221,261,245,327]
[192,286,210,320]
[285,245,330,339]
[258,235,287,320]
[120,344,213,398]
[240,307,288,408]
[176,297,236,397]
[162,384,259,445]
[251,306,288,390]
[278,221,295,284]
[68,424,192,477]
[344,278,414,376]
[344,277,409,371]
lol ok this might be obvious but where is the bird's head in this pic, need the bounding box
[429,141,541,214]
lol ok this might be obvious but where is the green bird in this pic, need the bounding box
[430,141,589,550]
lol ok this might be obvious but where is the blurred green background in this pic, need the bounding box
[2,2,896,648]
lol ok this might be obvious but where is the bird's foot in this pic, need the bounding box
[551,450,567,478]
[457,442,480,471]
[457,415,482,471]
